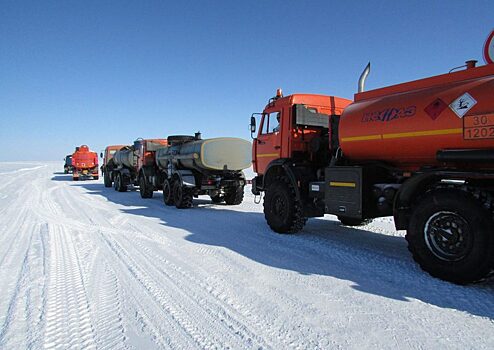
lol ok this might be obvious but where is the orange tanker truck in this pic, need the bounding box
[250,35,494,284]
[72,145,99,181]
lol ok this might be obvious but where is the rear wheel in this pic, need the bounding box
[406,189,494,284]
[224,186,244,205]
[264,176,306,233]
[139,176,153,198]
[114,173,127,192]
[174,182,193,209]
[104,171,112,187]
[163,179,175,206]
[93,176,99,180]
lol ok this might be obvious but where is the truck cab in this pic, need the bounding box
[251,89,351,197]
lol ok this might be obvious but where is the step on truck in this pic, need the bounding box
[72,145,99,181]
[250,41,494,284]
[100,145,126,188]
[154,133,251,208]
[111,138,168,198]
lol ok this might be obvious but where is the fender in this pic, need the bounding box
[263,159,302,201]
[393,172,441,230]
[174,169,196,188]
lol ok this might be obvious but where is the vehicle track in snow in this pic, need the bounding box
[1,162,494,349]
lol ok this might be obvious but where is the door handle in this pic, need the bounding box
[274,146,280,149]
[257,140,266,145]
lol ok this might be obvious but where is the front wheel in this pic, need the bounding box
[263,177,306,234]
[406,189,494,284]
[114,173,127,192]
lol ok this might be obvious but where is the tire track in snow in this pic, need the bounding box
[43,225,96,349]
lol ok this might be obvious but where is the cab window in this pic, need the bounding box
[261,112,281,134]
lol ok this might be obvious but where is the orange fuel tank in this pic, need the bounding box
[339,63,494,171]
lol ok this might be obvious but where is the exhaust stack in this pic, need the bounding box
[358,62,371,93]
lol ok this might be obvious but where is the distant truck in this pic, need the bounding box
[72,145,99,181]
[100,145,126,188]
[63,154,73,174]
[154,134,251,208]
[111,138,168,197]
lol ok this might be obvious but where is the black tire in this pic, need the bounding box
[114,173,127,192]
[139,176,153,198]
[64,169,68,174]
[174,181,193,209]
[163,179,175,206]
[406,189,494,284]
[93,176,99,180]
[210,194,224,204]
[104,171,112,187]
[224,186,244,205]
[263,176,306,233]
[338,216,373,226]
[73,177,79,181]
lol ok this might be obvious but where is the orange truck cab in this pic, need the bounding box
[250,50,494,284]
[72,145,99,181]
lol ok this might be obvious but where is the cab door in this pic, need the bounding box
[255,109,282,174]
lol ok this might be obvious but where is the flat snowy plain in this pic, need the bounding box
[0,161,493,349]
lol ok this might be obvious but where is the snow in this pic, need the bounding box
[0,161,493,349]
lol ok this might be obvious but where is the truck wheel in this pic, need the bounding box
[264,176,306,234]
[163,179,175,206]
[114,173,127,192]
[64,169,68,174]
[210,195,224,204]
[338,216,372,226]
[104,171,112,187]
[139,176,153,199]
[174,182,193,209]
[224,186,244,205]
[93,176,99,180]
[406,189,494,284]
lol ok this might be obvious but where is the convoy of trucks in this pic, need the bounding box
[60,30,494,284]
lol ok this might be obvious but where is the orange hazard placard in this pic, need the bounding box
[463,113,494,140]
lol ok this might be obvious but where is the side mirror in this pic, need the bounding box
[100,152,103,158]
[250,116,256,134]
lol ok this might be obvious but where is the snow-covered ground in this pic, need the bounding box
[0,161,493,349]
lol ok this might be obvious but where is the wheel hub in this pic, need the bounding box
[424,211,471,261]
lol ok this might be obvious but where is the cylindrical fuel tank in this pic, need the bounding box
[113,147,135,168]
[156,137,252,171]
[339,64,494,170]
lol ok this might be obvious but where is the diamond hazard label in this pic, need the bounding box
[449,93,477,118]
[424,98,447,120]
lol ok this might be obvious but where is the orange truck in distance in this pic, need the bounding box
[100,145,127,188]
[72,145,99,181]
[250,53,494,284]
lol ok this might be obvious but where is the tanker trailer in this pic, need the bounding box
[72,145,98,181]
[111,138,168,196]
[251,55,494,283]
[155,133,251,208]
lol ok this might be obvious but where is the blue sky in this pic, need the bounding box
[1,0,493,161]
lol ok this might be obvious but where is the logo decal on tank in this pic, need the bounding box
[449,92,477,118]
[362,106,416,122]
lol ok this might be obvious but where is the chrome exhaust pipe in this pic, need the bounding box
[358,62,371,93]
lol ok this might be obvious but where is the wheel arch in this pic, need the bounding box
[263,159,301,201]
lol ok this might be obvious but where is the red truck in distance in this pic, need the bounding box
[72,145,99,181]
[100,145,126,188]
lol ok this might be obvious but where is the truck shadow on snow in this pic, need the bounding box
[75,182,494,320]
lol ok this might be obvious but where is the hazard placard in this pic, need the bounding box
[449,93,477,118]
